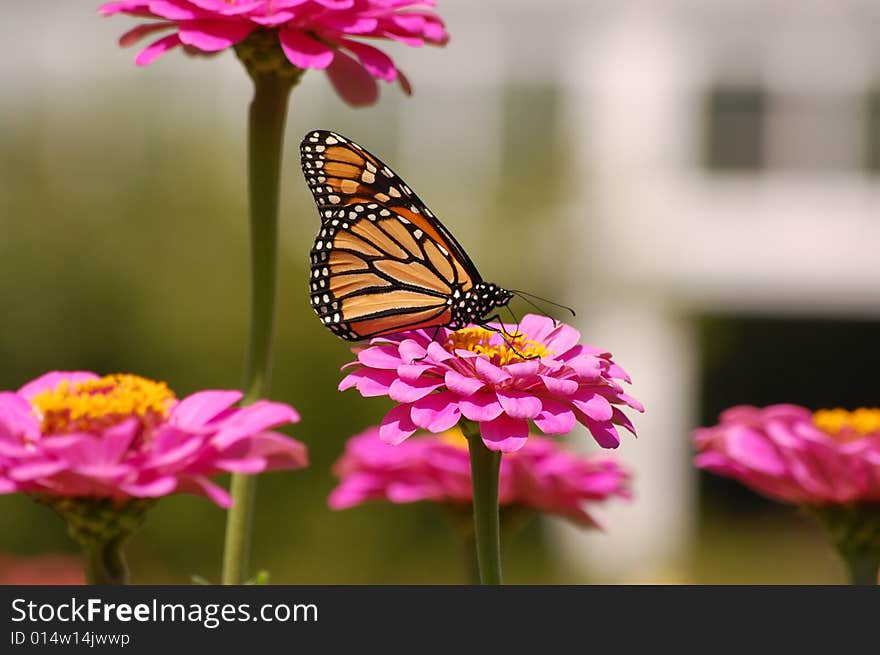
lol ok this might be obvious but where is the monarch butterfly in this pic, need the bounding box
[300,129,515,341]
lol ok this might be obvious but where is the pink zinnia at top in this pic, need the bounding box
[99,1,449,106]
[339,314,644,453]
[694,404,880,505]
[329,426,631,527]
[0,371,307,507]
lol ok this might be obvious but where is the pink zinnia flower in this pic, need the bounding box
[0,371,307,508]
[0,553,85,585]
[99,1,449,106]
[339,314,643,453]
[329,426,631,527]
[693,404,880,505]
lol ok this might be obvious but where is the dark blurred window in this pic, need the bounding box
[865,89,880,173]
[698,315,880,514]
[703,86,766,171]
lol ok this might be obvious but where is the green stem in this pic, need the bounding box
[843,552,879,585]
[221,69,295,586]
[808,504,880,585]
[83,538,128,585]
[463,531,482,585]
[462,420,503,585]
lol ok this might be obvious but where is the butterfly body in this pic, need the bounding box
[301,130,512,341]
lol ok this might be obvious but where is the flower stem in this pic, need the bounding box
[843,552,879,585]
[808,504,880,585]
[83,538,129,585]
[221,65,296,586]
[462,420,503,585]
[463,531,482,585]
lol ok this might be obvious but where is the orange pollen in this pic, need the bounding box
[31,374,176,435]
[812,408,880,441]
[445,327,553,366]
[439,426,469,450]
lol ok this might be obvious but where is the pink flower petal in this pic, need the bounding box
[357,345,401,369]
[388,377,444,403]
[98,419,139,463]
[444,369,485,396]
[339,369,397,396]
[398,339,428,363]
[474,357,511,384]
[496,390,542,420]
[121,476,178,498]
[8,460,68,481]
[118,21,177,47]
[610,407,637,436]
[244,431,308,471]
[0,392,40,441]
[396,363,434,381]
[279,27,335,69]
[178,19,254,51]
[337,38,397,81]
[175,476,232,507]
[504,359,541,378]
[480,415,529,453]
[459,392,504,422]
[425,341,454,362]
[396,68,413,96]
[18,371,99,400]
[214,456,267,474]
[572,392,613,422]
[171,390,243,430]
[534,399,577,434]
[135,33,182,66]
[582,418,621,449]
[0,479,18,493]
[410,393,461,432]
[379,405,418,445]
[727,427,787,476]
[211,400,300,449]
[539,375,578,395]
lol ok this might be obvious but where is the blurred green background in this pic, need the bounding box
[1,2,874,584]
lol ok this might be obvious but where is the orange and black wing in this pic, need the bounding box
[309,202,477,340]
[300,129,482,282]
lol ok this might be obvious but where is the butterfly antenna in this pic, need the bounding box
[509,289,576,317]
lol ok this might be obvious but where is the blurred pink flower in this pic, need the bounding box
[0,553,84,585]
[339,314,643,453]
[329,426,631,527]
[99,0,448,106]
[0,371,307,508]
[693,404,880,505]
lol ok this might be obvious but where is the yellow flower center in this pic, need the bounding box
[31,374,176,435]
[812,408,880,441]
[445,327,553,366]
[439,426,469,449]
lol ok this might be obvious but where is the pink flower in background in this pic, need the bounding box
[693,404,880,505]
[99,0,448,106]
[339,314,643,453]
[329,427,631,527]
[0,371,307,507]
[0,553,84,585]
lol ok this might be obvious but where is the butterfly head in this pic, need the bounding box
[450,282,513,329]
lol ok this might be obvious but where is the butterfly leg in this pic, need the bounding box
[412,326,444,363]
[478,317,539,361]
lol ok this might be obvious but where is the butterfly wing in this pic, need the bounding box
[300,130,483,282]
[309,202,477,340]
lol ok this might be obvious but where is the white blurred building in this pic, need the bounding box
[6,0,880,581]
[404,0,880,581]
